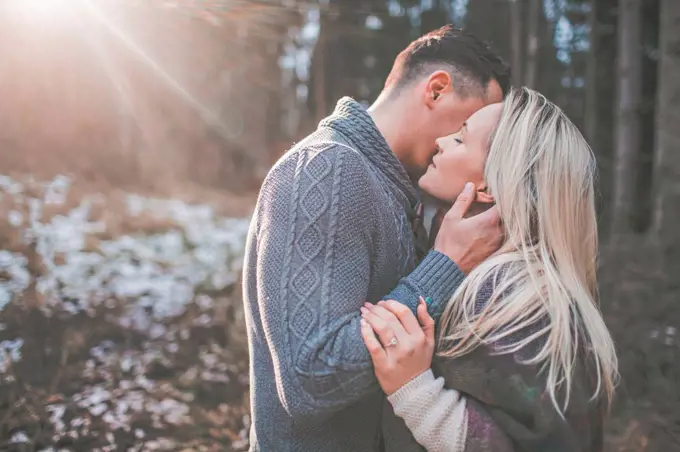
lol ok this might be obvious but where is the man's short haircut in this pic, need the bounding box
[385,25,511,100]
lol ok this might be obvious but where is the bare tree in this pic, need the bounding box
[509,0,524,86]
[466,0,512,67]
[581,0,617,237]
[312,11,329,123]
[652,0,680,256]
[610,0,642,237]
[584,1,599,144]
[524,0,541,88]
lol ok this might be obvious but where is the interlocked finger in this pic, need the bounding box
[379,300,422,335]
[361,303,408,348]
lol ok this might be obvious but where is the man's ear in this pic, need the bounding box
[425,70,452,109]
[476,185,495,204]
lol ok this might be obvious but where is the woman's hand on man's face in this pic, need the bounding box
[434,182,503,274]
[359,298,435,395]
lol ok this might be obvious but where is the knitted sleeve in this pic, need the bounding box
[388,370,468,452]
[250,142,464,427]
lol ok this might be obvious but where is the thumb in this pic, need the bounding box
[448,182,476,219]
[417,297,436,346]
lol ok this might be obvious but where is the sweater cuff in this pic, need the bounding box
[409,250,465,313]
[387,369,436,406]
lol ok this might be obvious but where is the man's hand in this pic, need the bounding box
[433,182,503,274]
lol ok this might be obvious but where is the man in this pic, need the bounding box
[243,25,510,451]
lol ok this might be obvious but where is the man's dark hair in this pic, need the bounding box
[385,25,511,99]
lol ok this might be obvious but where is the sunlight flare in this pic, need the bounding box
[10,0,77,21]
[81,0,241,140]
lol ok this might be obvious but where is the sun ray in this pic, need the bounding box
[81,17,142,150]
[79,0,239,141]
[11,0,77,21]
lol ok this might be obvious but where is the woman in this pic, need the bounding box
[360,88,618,452]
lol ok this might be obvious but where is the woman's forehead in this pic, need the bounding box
[467,103,503,134]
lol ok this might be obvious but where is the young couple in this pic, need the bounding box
[242,25,618,452]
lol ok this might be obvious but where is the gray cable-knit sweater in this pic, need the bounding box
[242,97,465,452]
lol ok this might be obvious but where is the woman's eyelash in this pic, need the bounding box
[454,138,463,144]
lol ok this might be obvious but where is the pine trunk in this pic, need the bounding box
[652,0,680,266]
[610,0,642,237]
[509,0,524,86]
[524,0,541,88]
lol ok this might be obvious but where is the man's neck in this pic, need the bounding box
[368,96,414,174]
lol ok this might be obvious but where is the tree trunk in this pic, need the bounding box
[652,0,680,263]
[465,0,512,67]
[509,0,524,86]
[584,0,599,144]
[631,0,661,233]
[582,0,617,239]
[421,0,450,33]
[535,1,561,101]
[312,10,328,123]
[524,0,541,88]
[610,0,642,237]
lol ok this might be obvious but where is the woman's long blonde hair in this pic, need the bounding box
[438,87,618,413]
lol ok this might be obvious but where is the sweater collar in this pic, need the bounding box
[319,97,419,210]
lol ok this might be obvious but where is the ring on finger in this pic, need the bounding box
[385,336,398,348]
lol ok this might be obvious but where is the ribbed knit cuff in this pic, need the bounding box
[408,250,465,313]
[387,369,436,405]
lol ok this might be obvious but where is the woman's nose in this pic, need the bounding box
[434,141,443,153]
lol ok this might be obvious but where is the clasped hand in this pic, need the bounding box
[359,298,435,395]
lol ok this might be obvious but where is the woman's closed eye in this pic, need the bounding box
[454,137,463,144]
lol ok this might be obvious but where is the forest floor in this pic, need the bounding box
[0,175,254,451]
[0,174,677,451]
